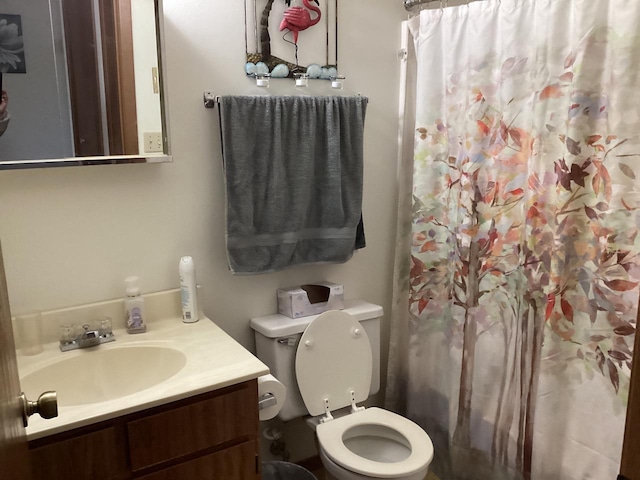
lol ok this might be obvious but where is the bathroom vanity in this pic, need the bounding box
[28,380,260,479]
[16,298,269,480]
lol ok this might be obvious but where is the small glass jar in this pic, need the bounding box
[330,75,345,90]
[294,72,309,88]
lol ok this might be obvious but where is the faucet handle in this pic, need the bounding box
[98,317,113,337]
[59,323,78,344]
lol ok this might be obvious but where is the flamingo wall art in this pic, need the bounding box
[244,0,337,80]
[279,0,322,45]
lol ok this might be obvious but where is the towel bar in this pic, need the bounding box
[203,92,219,108]
[205,89,364,109]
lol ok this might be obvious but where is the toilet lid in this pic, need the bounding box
[317,407,434,478]
[295,310,372,416]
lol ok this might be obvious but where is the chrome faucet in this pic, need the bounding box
[59,318,116,352]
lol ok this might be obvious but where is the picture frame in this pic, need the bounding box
[244,0,337,80]
[0,14,27,74]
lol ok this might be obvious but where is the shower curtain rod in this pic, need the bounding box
[403,0,435,10]
[404,0,475,10]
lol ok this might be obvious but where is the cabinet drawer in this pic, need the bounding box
[128,384,258,471]
[30,427,128,480]
[137,440,258,480]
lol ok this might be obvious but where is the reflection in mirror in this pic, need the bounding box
[0,0,169,167]
[244,0,337,80]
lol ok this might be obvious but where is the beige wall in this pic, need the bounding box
[132,0,163,153]
[0,0,406,460]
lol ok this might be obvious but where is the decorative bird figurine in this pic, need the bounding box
[279,0,322,44]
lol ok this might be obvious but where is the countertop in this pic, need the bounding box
[18,316,269,440]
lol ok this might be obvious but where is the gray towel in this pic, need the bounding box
[219,95,368,274]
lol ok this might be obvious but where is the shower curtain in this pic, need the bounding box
[386,1,640,479]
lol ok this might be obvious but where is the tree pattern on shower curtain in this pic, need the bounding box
[391,1,640,479]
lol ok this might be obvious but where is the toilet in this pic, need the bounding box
[251,300,434,480]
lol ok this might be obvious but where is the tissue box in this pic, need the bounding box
[277,282,344,319]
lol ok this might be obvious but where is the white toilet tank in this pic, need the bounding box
[250,300,383,421]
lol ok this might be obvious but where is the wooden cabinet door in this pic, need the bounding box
[128,382,258,472]
[138,441,258,480]
[30,427,128,480]
[0,242,32,480]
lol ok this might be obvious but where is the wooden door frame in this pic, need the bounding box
[61,0,138,156]
[0,242,32,479]
[620,300,640,479]
[60,0,104,156]
[100,0,139,155]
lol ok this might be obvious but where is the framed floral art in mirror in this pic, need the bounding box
[0,14,27,74]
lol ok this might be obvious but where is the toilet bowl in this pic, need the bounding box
[316,407,433,480]
[295,311,434,479]
[251,301,435,480]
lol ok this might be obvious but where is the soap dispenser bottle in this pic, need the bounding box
[124,276,146,333]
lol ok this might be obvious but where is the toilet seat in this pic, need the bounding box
[295,310,372,417]
[316,407,434,478]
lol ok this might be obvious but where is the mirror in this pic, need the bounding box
[0,0,170,169]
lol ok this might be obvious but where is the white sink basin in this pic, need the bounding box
[21,345,187,406]
[17,313,269,441]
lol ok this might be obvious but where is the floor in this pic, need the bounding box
[311,468,440,480]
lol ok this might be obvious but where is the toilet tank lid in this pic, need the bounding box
[250,300,383,338]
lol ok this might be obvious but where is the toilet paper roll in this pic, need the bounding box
[258,374,287,421]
